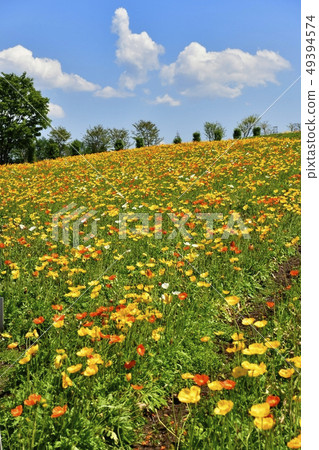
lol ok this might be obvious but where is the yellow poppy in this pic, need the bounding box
[207,380,223,391]
[249,402,270,418]
[279,368,295,378]
[254,417,275,430]
[225,296,240,306]
[67,364,82,373]
[214,400,234,415]
[178,386,201,403]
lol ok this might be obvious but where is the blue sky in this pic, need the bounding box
[0,0,300,143]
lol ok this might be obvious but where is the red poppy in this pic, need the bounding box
[32,271,39,277]
[52,314,65,322]
[131,384,144,390]
[124,360,136,369]
[193,374,210,386]
[290,270,299,277]
[11,405,23,417]
[51,304,63,311]
[266,301,275,308]
[4,260,12,265]
[266,395,280,407]
[178,292,188,300]
[220,380,236,390]
[137,344,146,356]
[33,316,45,325]
[83,321,94,327]
[76,312,87,320]
[51,404,67,418]
[108,275,116,281]
[148,315,156,323]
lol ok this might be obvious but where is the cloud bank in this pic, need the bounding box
[160,42,291,98]
[0,45,99,91]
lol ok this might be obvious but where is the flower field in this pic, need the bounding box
[0,135,301,449]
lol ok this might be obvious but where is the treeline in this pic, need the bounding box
[0,72,300,165]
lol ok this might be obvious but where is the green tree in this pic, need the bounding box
[233,128,242,139]
[0,72,50,164]
[35,137,59,160]
[107,128,131,150]
[204,122,226,141]
[83,125,111,154]
[69,139,82,156]
[193,131,201,142]
[134,137,144,148]
[253,127,261,136]
[114,139,124,151]
[132,120,162,146]
[49,126,71,157]
[173,133,182,144]
[237,114,260,138]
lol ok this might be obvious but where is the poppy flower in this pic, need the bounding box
[193,374,210,386]
[279,368,295,378]
[232,366,248,378]
[178,292,188,300]
[225,296,240,306]
[11,405,23,417]
[51,304,63,311]
[220,380,236,390]
[178,386,201,403]
[137,344,145,356]
[67,364,82,373]
[266,301,275,308]
[124,360,136,369]
[249,403,270,418]
[207,381,224,391]
[62,372,73,388]
[24,394,41,406]
[254,416,275,430]
[33,316,45,324]
[75,312,87,320]
[214,400,234,415]
[266,395,280,407]
[51,404,67,418]
[131,384,144,390]
[290,270,299,277]
[7,342,19,349]
[287,434,301,448]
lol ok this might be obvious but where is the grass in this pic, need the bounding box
[0,135,301,449]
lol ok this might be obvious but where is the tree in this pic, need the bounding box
[114,139,124,151]
[260,121,271,135]
[69,139,82,156]
[237,114,260,138]
[204,122,226,141]
[49,126,71,157]
[135,137,144,148]
[83,125,111,154]
[173,133,182,144]
[0,72,50,164]
[253,127,261,136]
[193,132,201,142]
[107,128,131,150]
[287,122,301,132]
[35,137,59,160]
[132,120,162,146]
[233,128,242,139]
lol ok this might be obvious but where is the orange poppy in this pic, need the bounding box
[220,380,236,390]
[51,304,63,311]
[290,270,299,277]
[193,374,210,386]
[266,395,280,407]
[51,404,67,418]
[266,301,275,308]
[33,316,45,324]
[24,394,42,406]
[76,312,87,320]
[178,292,188,300]
[131,384,144,390]
[137,344,146,356]
[11,405,23,417]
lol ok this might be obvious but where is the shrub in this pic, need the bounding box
[114,139,124,151]
[253,127,261,136]
[173,134,182,144]
[135,137,144,148]
[233,128,242,139]
[214,129,222,141]
[193,132,201,142]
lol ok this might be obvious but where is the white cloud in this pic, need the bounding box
[111,8,164,90]
[48,102,65,118]
[0,45,99,91]
[161,42,291,98]
[152,94,180,106]
[94,86,134,98]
